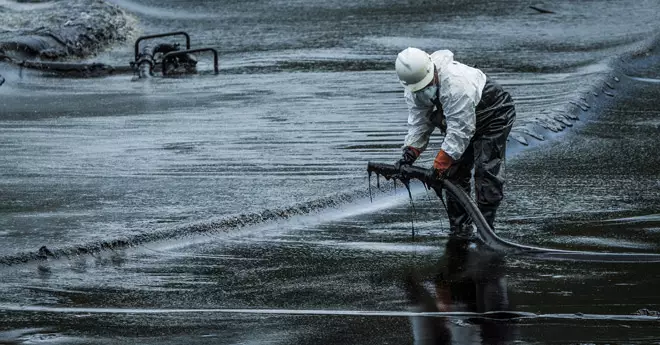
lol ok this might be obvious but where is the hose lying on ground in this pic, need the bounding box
[367,162,660,263]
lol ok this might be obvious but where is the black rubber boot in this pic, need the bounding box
[479,206,498,232]
[446,192,476,240]
[449,224,477,240]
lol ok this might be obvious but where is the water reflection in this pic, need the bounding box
[404,238,517,345]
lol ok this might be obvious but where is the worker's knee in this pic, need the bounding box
[475,175,504,205]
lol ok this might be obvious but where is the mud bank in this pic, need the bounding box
[0,0,136,61]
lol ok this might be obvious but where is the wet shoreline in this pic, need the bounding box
[1,1,660,344]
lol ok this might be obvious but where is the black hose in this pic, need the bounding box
[367,162,660,263]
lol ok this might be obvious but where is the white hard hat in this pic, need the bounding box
[395,47,434,92]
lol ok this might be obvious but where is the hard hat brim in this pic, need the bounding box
[400,68,434,92]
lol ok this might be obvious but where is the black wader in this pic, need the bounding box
[440,78,516,235]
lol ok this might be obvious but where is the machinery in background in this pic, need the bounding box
[0,31,218,79]
[130,31,219,78]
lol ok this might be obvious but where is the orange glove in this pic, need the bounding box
[433,150,453,172]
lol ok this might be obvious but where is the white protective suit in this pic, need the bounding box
[402,50,487,160]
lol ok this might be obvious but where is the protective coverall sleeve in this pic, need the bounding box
[402,91,435,152]
[439,77,479,160]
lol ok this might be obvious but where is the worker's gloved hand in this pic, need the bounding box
[433,150,453,172]
[423,150,453,185]
[395,146,420,172]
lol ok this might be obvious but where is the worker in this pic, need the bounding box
[394,47,516,237]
